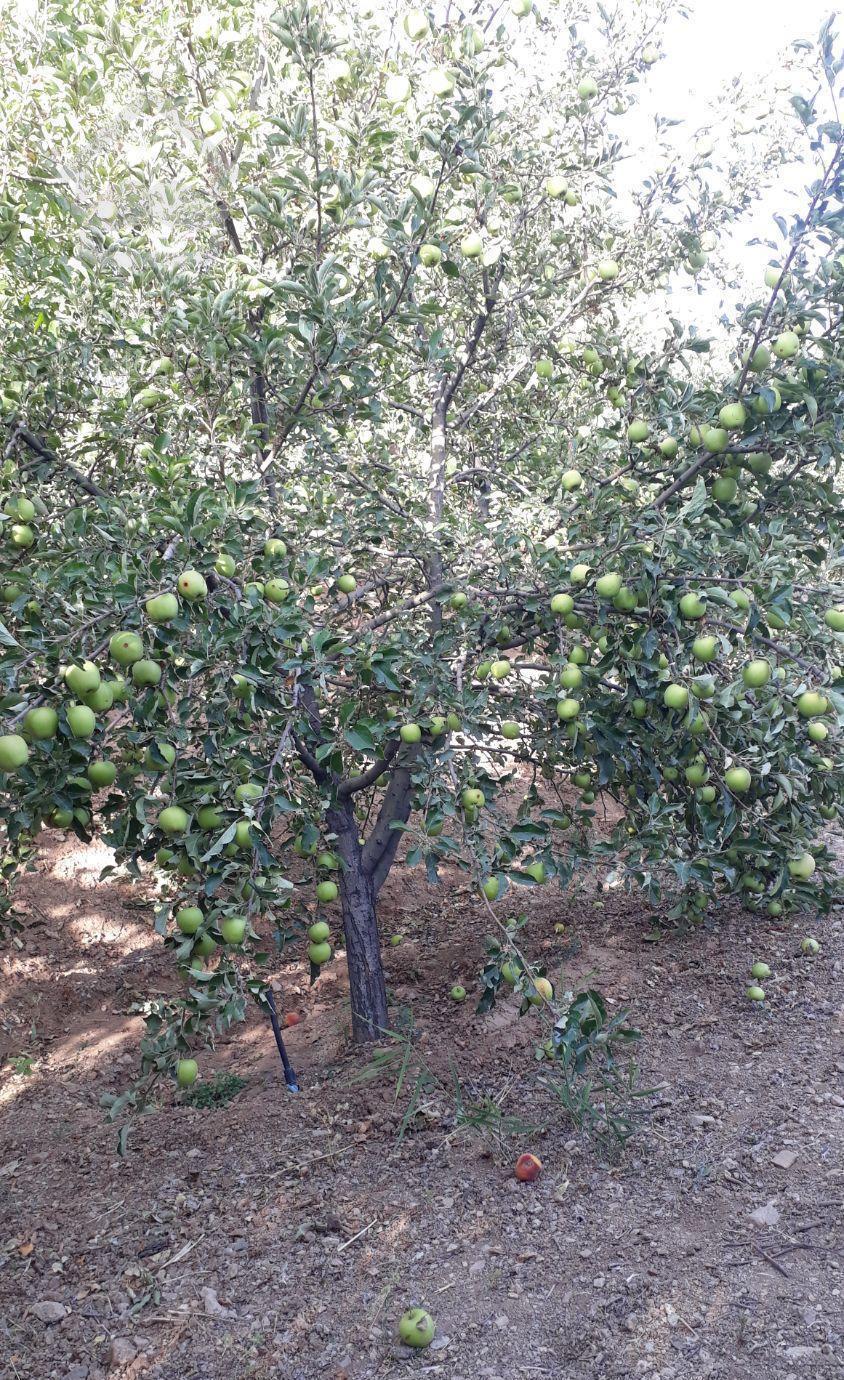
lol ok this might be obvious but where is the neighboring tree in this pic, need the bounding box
[1,2,842,1079]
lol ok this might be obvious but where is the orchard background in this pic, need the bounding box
[0,1,843,1374]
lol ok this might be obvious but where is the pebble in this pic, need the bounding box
[31,1300,67,1323]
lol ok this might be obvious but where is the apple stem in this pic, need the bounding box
[264,989,299,1092]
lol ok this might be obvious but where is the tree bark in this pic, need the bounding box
[326,798,389,1043]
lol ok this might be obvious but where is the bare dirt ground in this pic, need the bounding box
[1,833,842,1380]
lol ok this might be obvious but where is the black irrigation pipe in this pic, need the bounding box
[264,988,300,1092]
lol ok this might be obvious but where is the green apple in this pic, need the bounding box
[0,733,29,772]
[746,986,765,1003]
[177,569,208,600]
[679,592,706,620]
[500,720,520,740]
[797,691,828,718]
[692,635,717,661]
[627,419,649,443]
[87,759,117,788]
[398,1308,436,1349]
[561,468,583,492]
[403,9,429,40]
[450,984,467,1002]
[385,73,412,105]
[632,697,647,719]
[751,385,782,415]
[545,175,567,199]
[367,235,390,260]
[703,427,728,454]
[597,258,619,281]
[808,721,828,743]
[146,592,179,623]
[337,573,356,594]
[419,243,442,267]
[698,785,717,803]
[233,819,253,848]
[462,786,485,810]
[663,684,689,712]
[66,703,96,738]
[50,808,74,828]
[767,900,782,917]
[685,761,708,786]
[220,915,247,945]
[772,330,799,359]
[535,358,553,379]
[10,523,34,548]
[800,936,820,955]
[132,659,162,686]
[490,659,512,679]
[482,876,500,901]
[446,713,461,732]
[3,494,35,521]
[787,852,816,880]
[109,630,144,666]
[460,231,483,258]
[158,805,189,835]
[176,1059,198,1087]
[569,644,589,664]
[234,781,262,803]
[24,706,58,739]
[400,723,422,744]
[84,681,114,711]
[613,587,637,612]
[751,961,771,980]
[746,345,771,371]
[264,578,289,604]
[195,804,222,831]
[263,537,287,560]
[524,861,547,883]
[316,880,338,903]
[730,590,751,614]
[577,76,598,100]
[711,475,738,503]
[176,907,204,935]
[595,571,622,598]
[725,766,751,793]
[718,401,747,429]
[764,266,783,289]
[658,436,678,458]
[550,592,574,615]
[560,663,583,690]
[739,659,770,690]
[145,742,176,771]
[448,591,467,612]
[556,697,579,721]
[214,552,236,578]
[64,661,100,696]
[824,608,844,631]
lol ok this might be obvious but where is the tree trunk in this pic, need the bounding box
[326,799,389,1043]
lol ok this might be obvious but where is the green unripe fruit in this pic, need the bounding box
[0,733,29,772]
[449,590,467,610]
[569,645,589,665]
[460,232,484,258]
[746,986,765,1003]
[233,781,262,804]
[718,402,747,430]
[698,785,717,803]
[66,703,96,738]
[800,936,820,955]
[500,721,520,740]
[446,713,460,732]
[613,587,637,612]
[85,682,114,711]
[560,663,583,690]
[176,907,204,935]
[595,571,622,599]
[308,940,333,966]
[146,592,179,623]
[627,419,649,444]
[577,75,598,100]
[632,698,647,719]
[400,723,422,743]
[177,570,207,600]
[678,592,706,620]
[746,345,771,371]
[10,523,34,548]
[215,552,236,577]
[176,1059,198,1087]
[50,808,74,828]
[570,563,590,583]
[742,659,771,689]
[824,608,844,631]
[751,961,771,980]
[663,684,689,712]
[797,691,828,718]
[550,593,574,616]
[712,475,738,503]
[3,494,35,522]
[87,760,117,788]
[398,1308,436,1350]
[234,820,253,848]
[658,436,678,458]
[535,358,553,379]
[308,920,330,943]
[561,469,583,492]
[158,805,189,835]
[132,659,162,686]
[524,861,547,884]
[692,635,717,662]
[462,787,485,810]
[337,573,357,595]
[264,578,290,604]
[197,804,224,829]
[145,742,176,771]
[556,697,580,720]
[787,852,816,880]
[316,880,338,903]
[685,761,708,786]
[24,706,58,739]
[725,766,751,793]
[193,933,217,957]
[264,537,287,559]
[476,661,492,680]
[482,877,500,901]
[220,915,247,945]
[808,721,828,743]
[110,631,144,666]
[597,258,619,281]
[490,659,512,680]
[772,330,799,359]
[419,243,442,267]
[703,427,728,454]
[64,661,100,696]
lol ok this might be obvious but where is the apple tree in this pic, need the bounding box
[0,0,842,1084]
